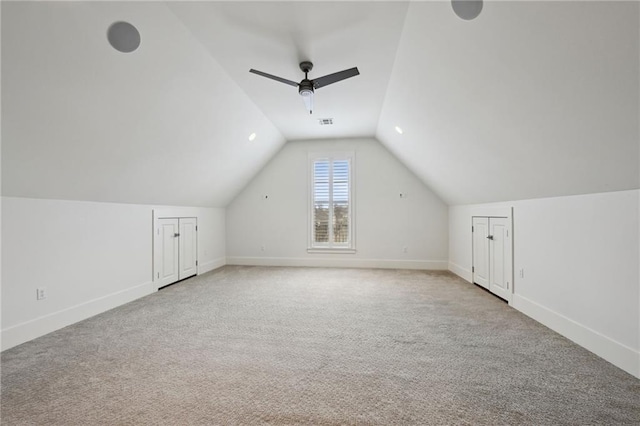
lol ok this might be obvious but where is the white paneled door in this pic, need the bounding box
[155,217,197,289]
[179,218,198,280]
[489,217,510,301]
[472,217,490,289]
[156,218,180,288]
[472,216,512,302]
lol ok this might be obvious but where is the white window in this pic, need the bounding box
[309,153,354,252]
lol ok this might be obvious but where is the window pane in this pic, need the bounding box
[333,202,348,243]
[332,160,349,244]
[313,160,330,243]
[314,204,329,243]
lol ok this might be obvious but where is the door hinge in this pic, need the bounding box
[506,229,509,237]
[196,225,198,231]
[196,260,198,266]
[472,266,475,273]
[157,272,159,279]
[472,226,474,232]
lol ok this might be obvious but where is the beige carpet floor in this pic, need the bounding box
[2,266,639,425]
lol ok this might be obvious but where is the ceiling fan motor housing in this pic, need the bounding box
[299,79,314,95]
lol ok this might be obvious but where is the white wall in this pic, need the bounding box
[227,138,448,269]
[1,197,225,350]
[448,190,640,378]
[197,208,226,273]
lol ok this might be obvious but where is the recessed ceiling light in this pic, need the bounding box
[248,132,256,141]
[395,126,404,135]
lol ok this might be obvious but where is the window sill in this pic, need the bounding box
[307,248,356,254]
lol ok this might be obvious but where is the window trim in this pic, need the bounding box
[307,152,355,253]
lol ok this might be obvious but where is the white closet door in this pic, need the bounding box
[489,217,511,302]
[179,218,198,280]
[156,218,179,288]
[472,217,490,289]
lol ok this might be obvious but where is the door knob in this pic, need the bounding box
[174,233,180,238]
[487,235,494,240]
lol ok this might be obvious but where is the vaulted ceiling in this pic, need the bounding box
[2,1,638,207]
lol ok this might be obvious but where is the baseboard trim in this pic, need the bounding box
[512,294,639,378]
[448,262,472,283]
[226,256,448,270]
[1,281,154,352]
[198,257,226,274]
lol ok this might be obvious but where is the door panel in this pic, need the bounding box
[489,217,511,302]
[472,217,490,289]
[156,218,179,288]
[179,218,197,280]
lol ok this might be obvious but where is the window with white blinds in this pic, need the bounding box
[310,154,354,250]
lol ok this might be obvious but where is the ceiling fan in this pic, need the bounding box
[249,61,360,114]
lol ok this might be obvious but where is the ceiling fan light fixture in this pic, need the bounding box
[300,90,313,114]
[299,79,314,114]
[299,78,315,114]
[248,132,256,141]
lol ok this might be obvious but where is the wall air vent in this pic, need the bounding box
[318,118,333,125]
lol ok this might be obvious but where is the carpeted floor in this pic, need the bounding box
[1,266,639,425]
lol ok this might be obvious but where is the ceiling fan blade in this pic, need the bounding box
[312,67,360,89]
[249,69,299,87]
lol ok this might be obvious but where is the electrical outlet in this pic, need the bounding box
[260,245,265,252]
[519,269,524,278]
[399,192,408,199]
[36,287,47,300]
[402,246,408,253]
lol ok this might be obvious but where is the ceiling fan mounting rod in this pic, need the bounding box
[299,61,313,77]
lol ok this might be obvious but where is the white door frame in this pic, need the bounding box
[471,206,514,304]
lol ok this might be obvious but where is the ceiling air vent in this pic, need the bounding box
[318,118,333,125]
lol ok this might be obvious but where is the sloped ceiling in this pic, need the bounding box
[376,1,639,205]
[1,1,285,207]
[167,1,408,140]
[2,1,639,207]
